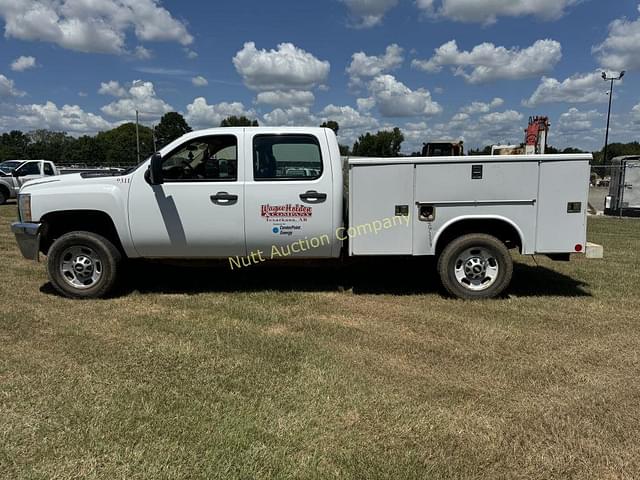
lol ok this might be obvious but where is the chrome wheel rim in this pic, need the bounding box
[453,247,499,292]
[59,246,103,290]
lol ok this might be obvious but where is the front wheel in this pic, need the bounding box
[47,231,122,299]
[437,234,513,300]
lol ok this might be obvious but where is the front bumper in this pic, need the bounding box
[11,222,41,261]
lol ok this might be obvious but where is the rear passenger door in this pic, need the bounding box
[244,131,335,258]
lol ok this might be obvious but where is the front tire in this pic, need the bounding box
[47,231,122,299]
[437,234,513,300]
[0,189,7,205]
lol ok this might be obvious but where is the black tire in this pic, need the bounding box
[47,231,122,299]
[0,188,7,205]
[437,233,513,300]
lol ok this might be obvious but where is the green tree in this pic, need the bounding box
[468,145,493,156]
[0,130,30,161]
[62,135,105,166]
[26,130,74,163]
[97,123,154,166]
[352,128,404,157]
[320,121,339,135]
[154,112,192,149]
[593,142,640,165]
[220,116,259,127]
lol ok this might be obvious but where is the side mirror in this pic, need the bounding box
[12,170,22,177]
[148,152,164,185]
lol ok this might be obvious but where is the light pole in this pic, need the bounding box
[602,70,625,165]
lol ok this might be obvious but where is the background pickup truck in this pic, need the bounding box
[0,160,59,205]
[11,127,601,299]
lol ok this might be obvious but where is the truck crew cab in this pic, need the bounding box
[11,127,600,299]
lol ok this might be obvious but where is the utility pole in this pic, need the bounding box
[602,71,625,166]
[135,109,141,164]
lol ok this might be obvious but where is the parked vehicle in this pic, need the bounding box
[11,127,602,300]
[0,160,59,205]
[0,160,26,176]
[605,156,640,217]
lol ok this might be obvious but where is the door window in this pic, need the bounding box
[253,135,322,181]
[43,163,55,176]
[16,162,40,176]
[162,135,237,182]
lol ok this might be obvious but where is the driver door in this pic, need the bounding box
[14,161,42,192]
[128,132,246,258]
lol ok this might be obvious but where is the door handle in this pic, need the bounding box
[299,190,327,204]
[210,192,238,206]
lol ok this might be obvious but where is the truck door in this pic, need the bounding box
[128,132,246,258]
[244,131,335,259]
[13,161,43,192]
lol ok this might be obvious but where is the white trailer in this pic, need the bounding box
[10,127,601,300]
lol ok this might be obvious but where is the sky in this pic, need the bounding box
[0,0,639,153]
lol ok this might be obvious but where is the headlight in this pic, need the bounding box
[18,194,32,222]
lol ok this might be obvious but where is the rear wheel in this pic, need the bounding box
[437,233,513,299]
[47,231,122,299]
[0,189,7,205]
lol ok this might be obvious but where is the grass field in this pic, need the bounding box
[1,202,639,480]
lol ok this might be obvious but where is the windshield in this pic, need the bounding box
[0,160,25,173]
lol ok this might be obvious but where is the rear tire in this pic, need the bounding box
[47,231,122,299]
[437,233,513,300]
[0,189,7,205]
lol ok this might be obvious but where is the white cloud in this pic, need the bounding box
[101,80,172,120]
[341,0,398,28]
[0,0,193,55]
[346,44,403,86]
[10,55,37,72]
[460,97,504,114]
[192,75,208,87]
[255,90,315,108]
[318,104,379,144]
[633,103,640,123]
[553,107,604,148]
[418,0,579,24]
[262,106,317,127]
[185,97,256,129]
[7,101,113,134]
[364,74,442,117]
[98,80,127,98]
[594,9,640,71]
[134,45,152,60]
[0,74,25,97]
[184,48,198,60]
[233,42,330,92]
[412,39,562,83]
[523,71,608,107]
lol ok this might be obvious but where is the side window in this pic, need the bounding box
[43,163,54,176]
[17,162,41,176]
[161,135,238,182]
[253,135,322,181]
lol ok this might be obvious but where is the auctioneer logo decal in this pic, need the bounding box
[260,204,312,222]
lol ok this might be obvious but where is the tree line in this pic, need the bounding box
[1,111,638,167]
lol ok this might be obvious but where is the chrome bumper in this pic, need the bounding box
[11,222,41,261]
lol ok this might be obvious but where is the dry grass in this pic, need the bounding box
[1,202,639,479]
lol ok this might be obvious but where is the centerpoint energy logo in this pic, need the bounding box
[229,214,411,270]
[261,204,312,220]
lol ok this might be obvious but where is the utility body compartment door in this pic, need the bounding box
[349,163,414,255]
[535,160,590,253]
[243,130,336,259]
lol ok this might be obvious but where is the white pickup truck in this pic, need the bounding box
[0,160,59,205]
[11,127,601,299]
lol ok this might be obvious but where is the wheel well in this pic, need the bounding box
[40,210,124,255]
[435,218,523,254]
